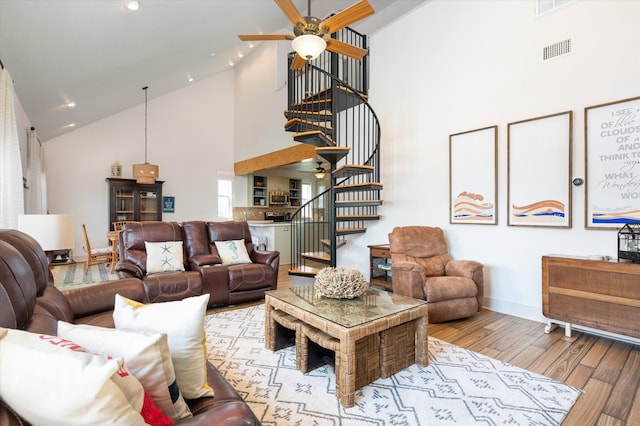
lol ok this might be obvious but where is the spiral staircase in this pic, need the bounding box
[286,27,382,276]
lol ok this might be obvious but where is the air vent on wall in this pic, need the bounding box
[542,38,572,62]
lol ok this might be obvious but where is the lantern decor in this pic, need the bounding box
[133,86,159,184]
[618,223,640,263]
[110,161,122,177]
[313,267,368,299]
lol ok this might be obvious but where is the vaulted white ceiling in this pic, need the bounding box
[0,0,425,142]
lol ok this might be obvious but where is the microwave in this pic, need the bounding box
[269,191,289,205]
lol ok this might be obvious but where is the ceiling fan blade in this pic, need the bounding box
[238,34,293,41]
[325,39,368,60]
[274,0,306,27]
[290,54,307,70]
[320,0,375,34]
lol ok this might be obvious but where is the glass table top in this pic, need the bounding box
[266,284,426,329]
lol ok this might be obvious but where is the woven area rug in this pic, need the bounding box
[51,263,118,290]
[205,304,581,426]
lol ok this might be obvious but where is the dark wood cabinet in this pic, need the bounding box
[107,178,163,230]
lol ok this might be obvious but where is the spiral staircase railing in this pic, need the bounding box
[285,28,382,276]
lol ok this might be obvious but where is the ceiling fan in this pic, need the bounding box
[238,0,374,69]
[314,161,327,178]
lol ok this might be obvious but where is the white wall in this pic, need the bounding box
[337,0,640,322]
[44,70,235,253]
[31,0,640,325]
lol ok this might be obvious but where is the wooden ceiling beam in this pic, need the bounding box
[233,144,317,175]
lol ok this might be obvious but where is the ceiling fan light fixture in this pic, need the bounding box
[292,34,326,60]
[314,161,327,179]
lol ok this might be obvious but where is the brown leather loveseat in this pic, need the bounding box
[0,229,261,425]
[117,220,279,308]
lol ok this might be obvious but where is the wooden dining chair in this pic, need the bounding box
[81,224,113,274]
[112,220,136,232]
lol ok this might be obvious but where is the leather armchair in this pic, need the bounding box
[116,221,204,304]
[388,226,484,323]
[182,221,279,306]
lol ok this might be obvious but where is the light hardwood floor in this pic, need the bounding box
[218,266,640,425]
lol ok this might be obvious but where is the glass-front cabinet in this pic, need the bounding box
[107,178,164,230]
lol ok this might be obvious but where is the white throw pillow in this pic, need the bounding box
[0,327,147,426]
[113,294,214,399]
[145,241,185,273]
[57,322,193,421]
[214,239,252,265]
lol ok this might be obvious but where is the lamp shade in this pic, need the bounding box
[133,162,159,184]
[292,34,327,60]
[18,214,74,251]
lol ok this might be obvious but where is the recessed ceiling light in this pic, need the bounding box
[249,43,254,49]
[228,61,234,67]
[209,52,216,57]
[125,1,140,11]
[187,76,194,82]
[237,52,244,58]
[66,101,76,108]
[66,123,76,128]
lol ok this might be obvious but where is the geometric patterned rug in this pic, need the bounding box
[205,304,582,425]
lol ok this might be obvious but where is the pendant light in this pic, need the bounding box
[132,86,159,184]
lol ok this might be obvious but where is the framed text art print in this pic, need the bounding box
[449,125,498,224]
[585,96,640,229]
[507,111,572,227]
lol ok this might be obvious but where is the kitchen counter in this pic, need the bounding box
[248,221,292,264]
[247,220,291,227]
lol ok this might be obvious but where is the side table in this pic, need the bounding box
[368,244,392,290]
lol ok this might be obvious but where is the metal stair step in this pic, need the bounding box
[316,146,350,164]
[320,239,347,248]
[288,265,323,277]
[336,199,383,208]
[293,130,335,147]
[337,227,367,236]
[333,164,374,178]
[284,109,332,121]
[334,182,383,193]
[336,214,381,222]
[284,118,333,133]
[300,251,331,264]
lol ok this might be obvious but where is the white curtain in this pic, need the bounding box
[0,67,24,229]
[26,127,47,214]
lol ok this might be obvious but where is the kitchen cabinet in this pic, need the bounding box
[250,175,268,206]
[289,179,302,206]
[274,225,291,264]
[107,178,163,231]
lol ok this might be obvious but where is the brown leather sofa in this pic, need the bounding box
[389,226,484,323]
[117,220,279,308]
[0,229,261,425]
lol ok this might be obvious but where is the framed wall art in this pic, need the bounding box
[507,111,572,227]
[449,125,498,225]
[585,96,640,229]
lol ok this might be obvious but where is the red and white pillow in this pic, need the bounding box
[0,327,173,426]
[57,322,192,421]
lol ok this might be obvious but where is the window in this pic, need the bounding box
[301,183,312,204]
[217,178,233,219]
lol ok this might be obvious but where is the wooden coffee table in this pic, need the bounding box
[265,285,428,407]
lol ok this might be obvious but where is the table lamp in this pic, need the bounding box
[18,214,75,264]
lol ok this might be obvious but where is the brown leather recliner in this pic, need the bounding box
[388,226,484,323]
[116,221,204,303]
[0,229,261,425]
[182,221,279,306]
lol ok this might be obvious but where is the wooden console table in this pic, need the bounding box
[542,255,640,338]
